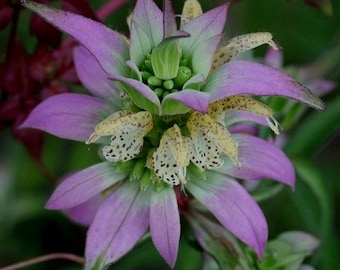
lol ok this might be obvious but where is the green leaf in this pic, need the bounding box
[252,182,285,203]
[285,95,340,156]
[292,158,332,238]
[185,210,255,270]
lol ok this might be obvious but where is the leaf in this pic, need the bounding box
[292,158,331,238]
[285,95,340,156]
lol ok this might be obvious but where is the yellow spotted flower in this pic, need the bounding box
[21,0,325,269]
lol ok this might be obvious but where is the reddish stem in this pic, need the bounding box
[0,253,84,270]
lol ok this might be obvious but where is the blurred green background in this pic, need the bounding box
[1,0,339,269]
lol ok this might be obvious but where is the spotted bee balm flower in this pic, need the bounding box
[21,0,325,269]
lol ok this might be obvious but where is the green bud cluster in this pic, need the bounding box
[140,53,193,100]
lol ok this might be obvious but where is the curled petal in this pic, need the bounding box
[109,73,161,114]
[186,171,268,258]
[212,32,279,70]
[150,186,180,267]
[87,111,152,144]
[206,60,326,111]
[20,93,107,141]
[208,95,280,134]
[220,134,295,187]
[85,181,150,269]
[162,90,211,115]
[263,47,283,68]
[46,162,128,209]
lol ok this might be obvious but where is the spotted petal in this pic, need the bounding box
[186,171,268,258]
[187,112,240,169]
[152,125,189,185]
[150,186,180,267]
[20,93,107,141]
[23,1,129,76]
[212,32,278,70]
[87,111,153,162]
[85,181,150,269]
[102,112,153,162]
[180,0,203,27]
[206,60,325,111]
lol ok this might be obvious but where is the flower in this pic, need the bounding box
[20,0,325,269]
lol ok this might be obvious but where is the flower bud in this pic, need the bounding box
[151,40,181,80]
[174,66,192,88]
[131,159,146,181]
[163,80,174,90]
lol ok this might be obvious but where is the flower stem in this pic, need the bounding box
[0,253,84,270]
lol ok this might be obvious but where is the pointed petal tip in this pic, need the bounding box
[44,198,55,210]
[307,94,326,111]
[44,197,65,211]
[256,243,266,260]
[19,118,33,130]
[208,60,327,112]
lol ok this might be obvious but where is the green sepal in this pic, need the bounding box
[161,97,191,116]
[121,84,160,115]
[131,159,146,181]
[115,159,136,172]
[140,169,151,190]
[154,178,167,191]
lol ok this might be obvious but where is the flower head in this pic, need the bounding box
[21,0,325,269]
